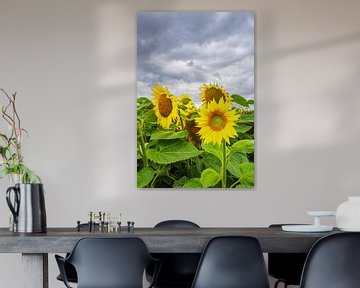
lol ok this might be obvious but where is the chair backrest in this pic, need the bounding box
[191,236,270,288]
[66,237,154,288]
[268,224,308,285]
[155,219,200,228]
[150,220,201,287]
[300,232,360,288]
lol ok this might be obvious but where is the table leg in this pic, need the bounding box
[22,253,48,288]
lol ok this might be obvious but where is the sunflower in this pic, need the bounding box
[178,94,197,118]
[152,85,179,129]
[185,119,201,147]
[200,83,230,105]
[197,98,239,145]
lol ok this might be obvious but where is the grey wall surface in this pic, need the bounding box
[0,0,360,287]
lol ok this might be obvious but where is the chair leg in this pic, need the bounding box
[274,280,289,288]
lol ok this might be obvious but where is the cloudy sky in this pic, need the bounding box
[137,12,254,104]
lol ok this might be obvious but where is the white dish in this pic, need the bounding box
[307,211,336,217]
[338,227,360,232]
[282,225,333,233]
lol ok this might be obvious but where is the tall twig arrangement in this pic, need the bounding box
[0,88,40,183]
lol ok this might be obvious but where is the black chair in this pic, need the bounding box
[191,236,270,288]
[55,237,160,288]
[300,232,360,288]
[56,262,77,284]
[147,220,201,288]
[154,220,200,229]
[56,223,99,284]
[268,224,308,288]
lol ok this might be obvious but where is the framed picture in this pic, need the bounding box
[137,12,254,189]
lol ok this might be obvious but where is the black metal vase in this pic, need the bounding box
[6,183,47,233]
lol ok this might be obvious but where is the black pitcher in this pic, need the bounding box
[6,183,47,233]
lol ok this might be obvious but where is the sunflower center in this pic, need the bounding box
[158,94,173,117]
[205,87,225,103]
[185,120,201,146]
[209,114,227,131]
[182,98,190,105]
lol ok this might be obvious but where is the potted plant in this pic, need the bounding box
[0,88,46,233]
[0,88,40,183]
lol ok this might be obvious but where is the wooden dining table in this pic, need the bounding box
[0,226,339,288]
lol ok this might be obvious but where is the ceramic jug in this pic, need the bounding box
[6,183,47,233]
[336,196,360,231]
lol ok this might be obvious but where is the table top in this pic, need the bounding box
[0,227,340,254]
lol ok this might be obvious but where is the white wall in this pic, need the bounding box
[0,0,360,287]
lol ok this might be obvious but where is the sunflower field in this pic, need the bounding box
[137,83,254,189]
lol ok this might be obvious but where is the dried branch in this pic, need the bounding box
[0,88,40,183]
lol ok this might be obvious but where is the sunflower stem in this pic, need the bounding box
[221,139,227,188]
[137,120,148,167]
[150,165,164,188]
[150,171,159,188]
[178,110,184,130]
[230,179,241,188]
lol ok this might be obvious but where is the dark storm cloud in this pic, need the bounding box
[137,12,254,103]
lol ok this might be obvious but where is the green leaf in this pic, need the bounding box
[0,133,8,142]
[192,157,203,176]
[200,168,221,188]
[147,139,202,164]
[247,100,254,105]
[137,97,152,108]
[227,152,249,177]
[0,169,9,179]
[235,183,254,188]
[231,94,249,107]
[150,130,188,140]
[21,128,29,137]
[238,111,254,123]
[180,97,192,104]
[137,167,155,188]
[236,124,253,134]
[202,143,222,161]
[173,176,187,188]
[239,162,254,186]
[0,146,8,158]
[28,170,40,184]
[182,178,202,188]
[188,113,199,121]
[143,110,157,123]
[231,140,254,154]
[178,105,187,111]
[202,154,221,172]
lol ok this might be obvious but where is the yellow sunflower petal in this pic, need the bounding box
[200,83,230,105]
[152,84,179,129]
[178,94,197,118]
[197,98,239,145]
